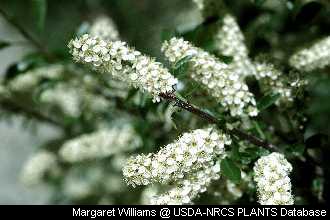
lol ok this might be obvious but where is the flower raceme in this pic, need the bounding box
[20,151,58,186]
[289,36,330,72]
[123,127,231,187]
[59,125,141,163]
[8,64,64,92]
[68,34,178,102]
[89,16,120,42]
[161,37,258,117]
[254,61,294,105]
[39,80,111,118]
[216,14,256,78]
[123,127,231,204]
[253,152,294,205]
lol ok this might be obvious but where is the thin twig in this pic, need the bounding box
[0,8,55,61]
[0,98,63,128]
[160,92,280,152]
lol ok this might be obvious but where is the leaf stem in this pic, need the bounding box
[160,92,280,152]
[0,97,63,128]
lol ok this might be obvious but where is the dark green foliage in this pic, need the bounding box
[257,93,280,111]
[221,158,242,183]
[32,0,47,32]
[0,40,10,50]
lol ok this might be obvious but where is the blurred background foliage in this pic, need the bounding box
[0,0,329,204]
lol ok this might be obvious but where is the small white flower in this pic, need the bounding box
[150,162,221,205]
[214,14,256,78]
[162,37,258,117]
[253,152,294,205]
[254,61,294,105]
[68,34,178,102]
[289,36,330,71]
[123,127,231,187]
[89,16,120,42]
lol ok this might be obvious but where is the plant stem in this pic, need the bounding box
[0,98,62,128]
[160,92,280,152]
[0,8,55,61]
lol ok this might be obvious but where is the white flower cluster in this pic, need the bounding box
[216,14,256,77]
[253,152,294,205]
[150,162,221,204]
[8,64,64,92]
[123,128,231,187]
[59,125,141,163]
[89,16,120,41]
[5,64,113,117]
[254,61,293,105]
[39,81,111,117]
[213,14,303,107]
[40,84,82,117]
[68,34,178,102]
[20,151,58,186]
[289,36,330,71]
[162,37,258,117]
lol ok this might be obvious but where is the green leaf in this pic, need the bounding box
[254,0,267,6]
[172,55,193,78]
[221,158,241,183]
[32,0,47,32]
[0,41,10,50]
[181,81,202,98]
[291,144,306,156]
[240,146,269,165]
[174,55,193,69]
[284,144,305,156]
[175,92,188,102]
[257,93,280,111]
[230,141,241,162]
[161,28,176,42]
[214,54,233,64]
[252,121,266,139]
[179,17,220,51]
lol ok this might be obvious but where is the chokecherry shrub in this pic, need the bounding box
[0,0,328,205]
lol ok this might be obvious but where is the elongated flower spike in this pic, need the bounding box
[254,61,294,105]
[124,127,231,205]
[289,36,330,72]
[89,16,120,41]
[20,151,58,186]
[162,37,258,117]
[59,125,141,163]
[123,127,231,187]
[8,64,64,92]
[68,34,178,102]
[216,14,256,78]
